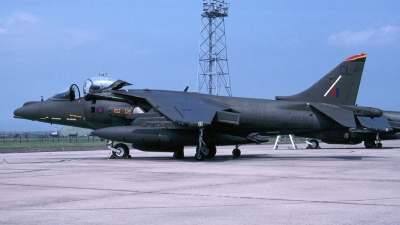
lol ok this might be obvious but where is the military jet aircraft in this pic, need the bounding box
[14,53,397,160]
[379,110,400,145]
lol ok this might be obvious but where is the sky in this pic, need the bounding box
[1,1,400,131]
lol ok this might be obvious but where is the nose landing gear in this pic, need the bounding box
[107,140,131,158]
[306,139,320,149]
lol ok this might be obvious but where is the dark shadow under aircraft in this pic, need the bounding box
[14,54,400,160]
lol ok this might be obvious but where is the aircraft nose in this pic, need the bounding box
[14,101,41,120]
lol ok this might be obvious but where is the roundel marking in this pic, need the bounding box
[97,106,105,114]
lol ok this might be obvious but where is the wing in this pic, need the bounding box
[112,90,238,126]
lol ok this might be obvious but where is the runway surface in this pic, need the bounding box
[1,141,400,224]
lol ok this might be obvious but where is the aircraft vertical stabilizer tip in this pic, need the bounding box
[345,53,367,62]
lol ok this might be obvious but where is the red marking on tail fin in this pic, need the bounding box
[345,53,367,61]
[332,88,340,98]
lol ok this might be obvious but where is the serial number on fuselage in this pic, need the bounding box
[291,116,309,122]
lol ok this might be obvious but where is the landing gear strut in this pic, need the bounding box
[194,128,217,161]
[195,128,206,161]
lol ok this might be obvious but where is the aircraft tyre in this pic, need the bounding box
[376,143,382,148]
[364,140,374,149]
[307,139,319,149]
[206,145,217,159]
[173,146,184,159]
[232,148,241,157]
[112,143,129,158]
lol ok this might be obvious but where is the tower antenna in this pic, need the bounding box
[197,0,231,96]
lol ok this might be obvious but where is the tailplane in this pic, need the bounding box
[275,53,367,105]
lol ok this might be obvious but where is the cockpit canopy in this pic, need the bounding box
[83,77,118,95]
[50,76,131,101]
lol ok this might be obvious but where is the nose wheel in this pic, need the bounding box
[306,139,320,149]
[107,141,131,158]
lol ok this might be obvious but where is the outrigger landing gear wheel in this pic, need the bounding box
[232,148,241,157]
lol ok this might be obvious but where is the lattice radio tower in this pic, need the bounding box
[197,0,231,96]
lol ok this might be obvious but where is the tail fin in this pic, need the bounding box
[275,53,367,105]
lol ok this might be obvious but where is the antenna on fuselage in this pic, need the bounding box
[99,70,107,77]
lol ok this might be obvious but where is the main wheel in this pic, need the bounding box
[308,139,319,149]
[376,143,382,148]
[112,143,129,158]
[206,145,217,159]
[364,140,374,149]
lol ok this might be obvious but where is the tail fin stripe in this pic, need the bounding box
[323,75,342,97]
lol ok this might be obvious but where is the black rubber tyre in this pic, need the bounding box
[232,148,241,157]
[206,145,217,159]
[308,139,319,149]
[364,140,374,149]
[112,143,129,158]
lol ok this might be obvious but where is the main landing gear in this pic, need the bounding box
[107,140,131,158]
[364,132,382,149]
[195,128,217,161]
[194,128,241,161]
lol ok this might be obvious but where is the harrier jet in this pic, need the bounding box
[14,53,396,160]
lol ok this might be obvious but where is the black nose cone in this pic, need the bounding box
[14,101,41,120]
